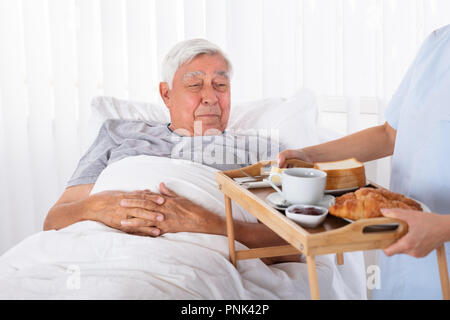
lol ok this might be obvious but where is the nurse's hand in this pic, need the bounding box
[381,208,449,258]
[277,149,312,168]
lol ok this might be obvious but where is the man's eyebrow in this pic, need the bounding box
[182,70,229,81]
[182,71,205,80]
[215,71,229,78]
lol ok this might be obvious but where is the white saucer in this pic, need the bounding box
[266,192,335,211]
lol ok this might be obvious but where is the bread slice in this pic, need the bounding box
[314,158,366,190]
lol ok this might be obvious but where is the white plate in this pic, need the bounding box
[266,192,335,211]
[341,199,430,230]
[324,181,370,194]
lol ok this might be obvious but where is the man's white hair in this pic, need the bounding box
[161,38,233,89]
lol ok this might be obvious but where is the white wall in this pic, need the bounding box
[0,0,449,254]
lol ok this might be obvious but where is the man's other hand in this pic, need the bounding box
[119,183,225,236]
[85,190,165,237]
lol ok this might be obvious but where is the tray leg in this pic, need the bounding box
[436,244,450,300]
[306,255,320,300]
[336,252,344,265]
[225,195,237,267]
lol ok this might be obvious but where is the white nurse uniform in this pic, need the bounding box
[372,24,450,300]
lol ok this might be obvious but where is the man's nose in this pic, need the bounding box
[201,84,218,105]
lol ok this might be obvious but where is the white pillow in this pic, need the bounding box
[226,90,320,149]
[87,96,170,148]
[87,89,331,151]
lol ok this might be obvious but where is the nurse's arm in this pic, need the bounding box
[381,208,450,258]
[278,121,396,166]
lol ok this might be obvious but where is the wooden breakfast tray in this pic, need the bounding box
[215,159,450,300]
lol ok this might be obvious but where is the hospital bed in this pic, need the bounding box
[0,90,368,299]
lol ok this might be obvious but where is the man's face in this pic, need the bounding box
[160,53,231,136]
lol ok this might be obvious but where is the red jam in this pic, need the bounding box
[291,207,323,216]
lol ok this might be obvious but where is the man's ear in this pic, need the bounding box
[159,82,171,108]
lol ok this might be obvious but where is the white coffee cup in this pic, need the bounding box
[268,168,327,204]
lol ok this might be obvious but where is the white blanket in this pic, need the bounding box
[0,156,367,299]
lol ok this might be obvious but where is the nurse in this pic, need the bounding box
[278,24,450,299]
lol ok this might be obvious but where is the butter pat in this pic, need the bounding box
[270,166,285,184]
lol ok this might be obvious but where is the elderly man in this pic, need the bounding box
[44,39,298,264]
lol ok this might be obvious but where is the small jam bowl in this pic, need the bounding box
[285,204,328,228]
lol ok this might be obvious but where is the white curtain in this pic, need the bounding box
[0,0,449,254]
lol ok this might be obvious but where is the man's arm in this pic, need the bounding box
[278,121,397,166]
[44,185,165,237]
[44,184,95,231]
[120,183,302,263]
[200,215,301,263]
[232,220,302,263]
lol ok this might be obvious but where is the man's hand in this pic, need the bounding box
[85,190,166,237]
[121,183,304,265]
[119,183,225,236]
[381,208,448,258]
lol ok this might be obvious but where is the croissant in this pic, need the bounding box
[329,187,422,220]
